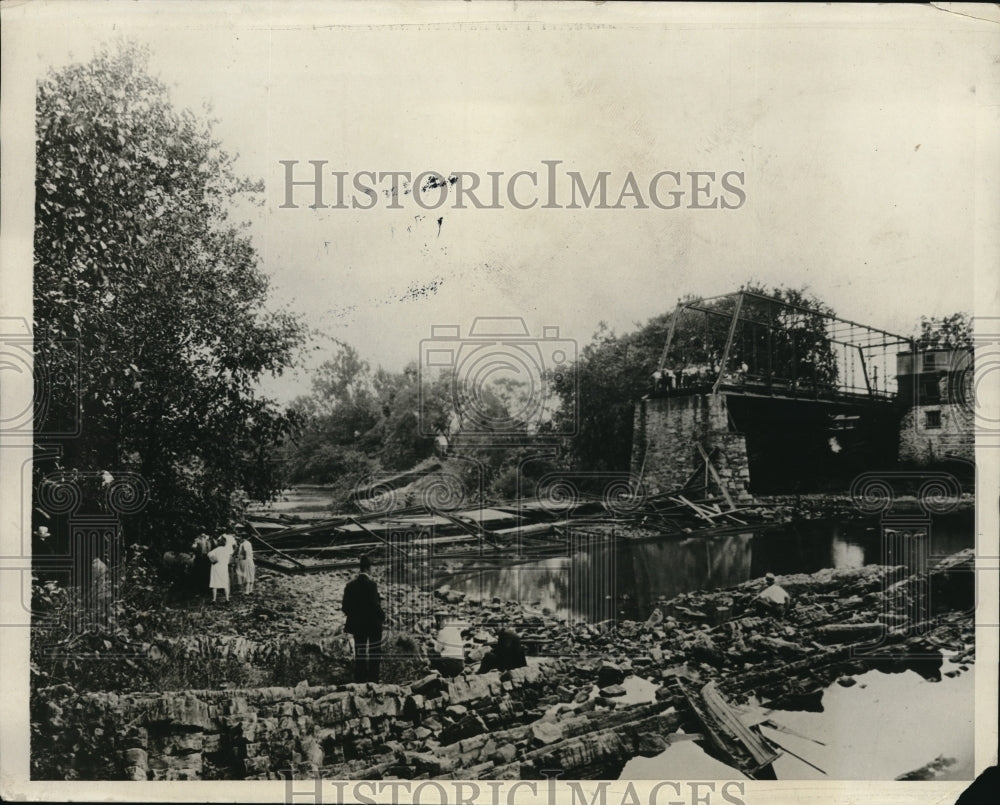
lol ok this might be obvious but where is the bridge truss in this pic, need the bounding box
[655,290,914,401]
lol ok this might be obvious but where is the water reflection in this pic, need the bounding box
[619,668,975,781]
[830,538,865,569]
[440,513,973,624]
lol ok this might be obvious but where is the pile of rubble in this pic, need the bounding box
[32,549,974,781]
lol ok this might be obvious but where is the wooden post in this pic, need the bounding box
[657,302,685,373]
[696,442,736,510]
[857,345,872,397]
[713,293,745,394]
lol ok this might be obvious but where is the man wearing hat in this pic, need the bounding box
[341,554,385,682]
[756,572,791,615]
[35,522,58,550]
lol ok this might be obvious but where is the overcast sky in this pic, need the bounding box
[6,2,998,404]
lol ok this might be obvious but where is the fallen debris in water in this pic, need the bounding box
[31,549,974,780]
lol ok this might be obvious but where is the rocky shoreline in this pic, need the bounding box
[31,547,974,780]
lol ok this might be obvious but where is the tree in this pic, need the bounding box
[550,284,839,472]
[33,42,305,544]
[916,313,973,351]
[281,344,556,504]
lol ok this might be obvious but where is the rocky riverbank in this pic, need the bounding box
[30,547,974,780]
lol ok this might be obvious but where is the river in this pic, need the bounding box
[618,667,975,781]
[436,511,974,624]
[435,510,975,781]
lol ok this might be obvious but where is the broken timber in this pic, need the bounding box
[673,677,780,779]
[432,509,504,549]
[696,442,736,511]
[242,520,305,570]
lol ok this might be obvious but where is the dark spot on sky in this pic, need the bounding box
[398,277,444,303]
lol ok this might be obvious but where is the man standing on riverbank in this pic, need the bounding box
[341,554,385,682]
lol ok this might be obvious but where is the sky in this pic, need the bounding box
[5,1,997,404]
[2,4,999,798]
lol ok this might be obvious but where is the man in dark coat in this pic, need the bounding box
[477,628,527,674]
[341,554,385,682]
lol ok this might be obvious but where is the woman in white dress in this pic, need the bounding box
[207,537,232,602]
[235,537,255,594]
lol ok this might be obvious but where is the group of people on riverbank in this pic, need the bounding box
[190,532,255,603]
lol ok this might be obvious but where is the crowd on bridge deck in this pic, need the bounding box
[649,361,752,395]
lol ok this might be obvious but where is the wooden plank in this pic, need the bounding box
[436,510,503,549]
[759,728,826,775]
[255,557,359,575]
[242,520,305,569]
[696,443,736,511]
[253,557,300,574]
[675,678,751,770]
[701,681,780,770]
[762,719,827,746]
[491,521,559,538]
[673,495,715,521]
[346,516,410,558]
[674,677,780,779]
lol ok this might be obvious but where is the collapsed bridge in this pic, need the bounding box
[633,290,915,498]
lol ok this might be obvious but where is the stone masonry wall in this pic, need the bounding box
[632,394,751,501]
[34,661,567,781]
[898,402,974,465]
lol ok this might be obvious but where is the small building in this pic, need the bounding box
[896,348,974,465]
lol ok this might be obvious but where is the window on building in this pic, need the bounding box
[921,380,942,404]
[925,410,942,429]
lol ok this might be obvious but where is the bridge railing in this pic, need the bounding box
[654,291,912,403]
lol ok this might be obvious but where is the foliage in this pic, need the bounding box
[280,342,557,503]
[916,313,973,351]
[550,284,840,471]
[284,286,841,489]
[280,348,433,490]
[33,41,305,546]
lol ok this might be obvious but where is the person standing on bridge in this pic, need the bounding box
[341,554,385,682]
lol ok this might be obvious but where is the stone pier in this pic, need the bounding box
[631,393,751,502]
